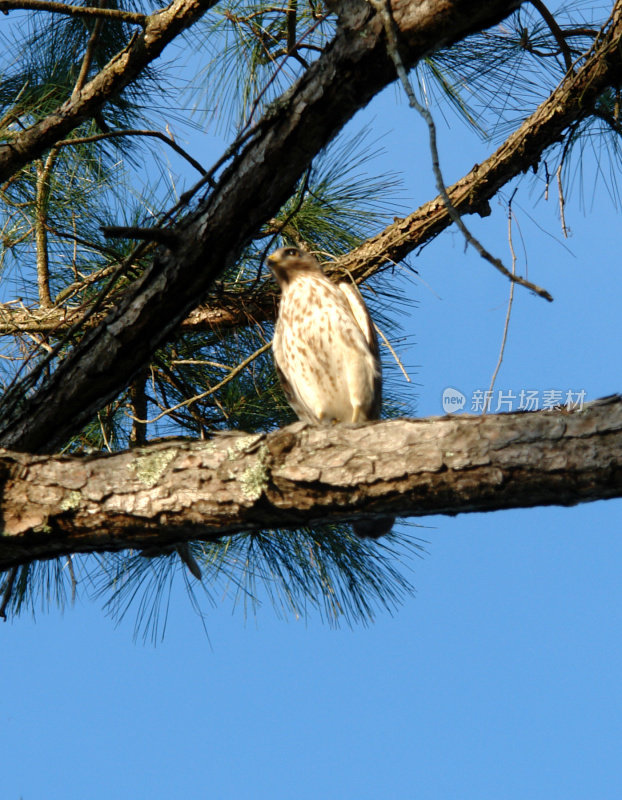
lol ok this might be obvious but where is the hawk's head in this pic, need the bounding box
[267,247,322,287]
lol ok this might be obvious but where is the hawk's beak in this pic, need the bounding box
[267,251,288,287]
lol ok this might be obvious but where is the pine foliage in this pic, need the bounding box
[0,0,620,638]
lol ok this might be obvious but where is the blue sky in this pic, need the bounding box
[3,13,622,800]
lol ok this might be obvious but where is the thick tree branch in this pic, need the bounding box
[0,0,147,24]
[337,3,622,279]
[0,0,523,453]
[0,0,218,183]
[0,291,280,335]
[4,4,622,339]
[1,395,620,571]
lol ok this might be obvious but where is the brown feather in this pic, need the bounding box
[268,247,394,538]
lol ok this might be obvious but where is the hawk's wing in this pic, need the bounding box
[337,280,382,419]
[337,281,379,359]
[273,359,311,422]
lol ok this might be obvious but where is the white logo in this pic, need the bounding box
[442,387,466,414]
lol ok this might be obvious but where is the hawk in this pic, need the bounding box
[268,246,394,538]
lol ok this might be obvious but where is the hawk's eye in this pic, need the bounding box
[283,248,299,257]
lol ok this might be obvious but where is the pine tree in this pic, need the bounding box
[0,0,621,639]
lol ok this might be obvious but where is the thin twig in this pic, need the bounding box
[0,80,30,132]
[129,371,148,447]
[286,0,298,52]
[369,0,553,303]
[34,148,58,308]
[139,22,324,229]
[553,119,580,238]
[55,129,207,176]
[556,164,568,238]
[154,124,261,224]
[129,341,272,424]
[72,3,104,98]
[242,11,328,126]
[338,264,411,382]
[484,191,518,414]
[593,106,622,133]
[544,160,550,201]
[101,225,180,248]
[254,167,313,287]
[53,263,119,305]
[98,411,113,453]
[529,0,574,74]
[151,363,212,430]
[24,331,53,353]
[171,359,232,369]
[70,211,79,279]
[0,223,156,433]
[0,567,17,620]
[0,0,147,25]
[64,555,77,605]
[374,323,411,383]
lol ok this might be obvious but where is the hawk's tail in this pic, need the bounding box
[353,516,395,539]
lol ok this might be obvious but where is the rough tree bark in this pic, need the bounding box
[0,0,521,454]
[0,292,281,336]
[2,0,621,577]
[1,396,621,571]
[4,0,622,345]
[1,5,621,349]
[338,4,622,280]
[0,0,220,182]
